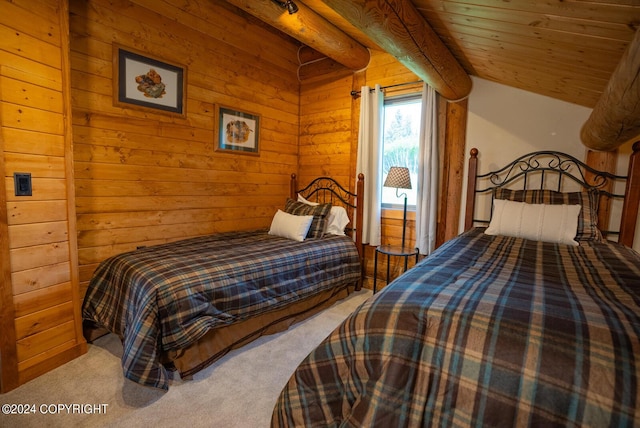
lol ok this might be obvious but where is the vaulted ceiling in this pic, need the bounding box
[232,0,639,107]
[411,0,639,109]
[227,0,640,150]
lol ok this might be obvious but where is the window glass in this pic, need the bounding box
[381,94,422,208]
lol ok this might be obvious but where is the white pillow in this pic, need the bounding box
[485,199,582,246]
[268,210,313,242]
[298,194,349,235]
[325,206,349,235]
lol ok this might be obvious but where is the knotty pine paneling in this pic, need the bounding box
[70,0,301,290]
[10,242,70,273]
[7,200,69,225]
[16,320,77,366]
[1,0,86,392]
[8,221,69,249]
[1,128,66,157]
[12,262,71,296]
[13,282,73,319]
[15,301,75,340]
[299,74,354,184]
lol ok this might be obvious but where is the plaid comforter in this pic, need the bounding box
[273,228,640,427]
[82,230,361,390]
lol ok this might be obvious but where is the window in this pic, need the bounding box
[381,94,422,209]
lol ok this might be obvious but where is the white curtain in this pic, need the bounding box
[415,83,439,255]
[356,84,384,246]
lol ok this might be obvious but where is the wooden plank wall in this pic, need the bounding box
[0,0,86,392]
[69,0,301,296]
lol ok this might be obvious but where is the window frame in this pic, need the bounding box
[381,92,422,211]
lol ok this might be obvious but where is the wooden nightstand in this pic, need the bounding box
[373,244,419,293]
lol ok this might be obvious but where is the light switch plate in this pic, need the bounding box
[14,172,32,196]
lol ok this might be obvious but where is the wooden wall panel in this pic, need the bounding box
[0,0,86,392]
[299,74,355,184]
[16,320,76,365]
[13,282,73,319]
[12,263,71,296]
[70,0,301,291]
[0,72,19,392]
[15,301,75,340]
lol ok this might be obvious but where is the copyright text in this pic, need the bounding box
[2,403,108,415]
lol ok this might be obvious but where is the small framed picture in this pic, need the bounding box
[215,105,260,155]
[114,46,186,116]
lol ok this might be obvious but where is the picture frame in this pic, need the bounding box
[215,105,260,155]
[113,46,186,116]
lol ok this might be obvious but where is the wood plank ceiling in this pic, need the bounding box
[417,0,640,108]
[268,0,640,109]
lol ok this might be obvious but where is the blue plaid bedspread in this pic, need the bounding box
[82,230,361,390]
[273,228,640,427]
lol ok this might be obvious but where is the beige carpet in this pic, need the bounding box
[0,289,372,428]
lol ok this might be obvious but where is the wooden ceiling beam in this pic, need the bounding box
[319,0,471,101]
[581,29,640,151]
[298,58,353,82]
[223,0,370,71]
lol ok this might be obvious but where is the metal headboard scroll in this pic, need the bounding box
[295,176,357,208]
[292,174,363,241]
[476,151,623,195]
[471,150,628,235]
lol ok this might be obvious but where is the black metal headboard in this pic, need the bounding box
[292,175,358,209]
[465,149,629,238]
[289,173,365,274]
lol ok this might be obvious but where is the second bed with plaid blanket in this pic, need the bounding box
[273,227,640,427]
[82,230,361,390]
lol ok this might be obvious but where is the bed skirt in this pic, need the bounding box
[165,282,355,379]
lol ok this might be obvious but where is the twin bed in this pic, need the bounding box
[273,146,640,426]
[81,174,365,390]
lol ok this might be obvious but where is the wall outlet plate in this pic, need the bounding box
[14,172,32,196]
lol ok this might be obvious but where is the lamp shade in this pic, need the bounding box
[384,166,412,189]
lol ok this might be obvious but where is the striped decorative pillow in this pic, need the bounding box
[485,199,581,245]
[493,188,603,242]
[284,199,332,239]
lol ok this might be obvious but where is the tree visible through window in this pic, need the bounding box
[382,94,422,208]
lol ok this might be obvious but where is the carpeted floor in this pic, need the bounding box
[0,289,372,428]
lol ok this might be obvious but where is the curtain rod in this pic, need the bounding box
[350,80,423,98]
